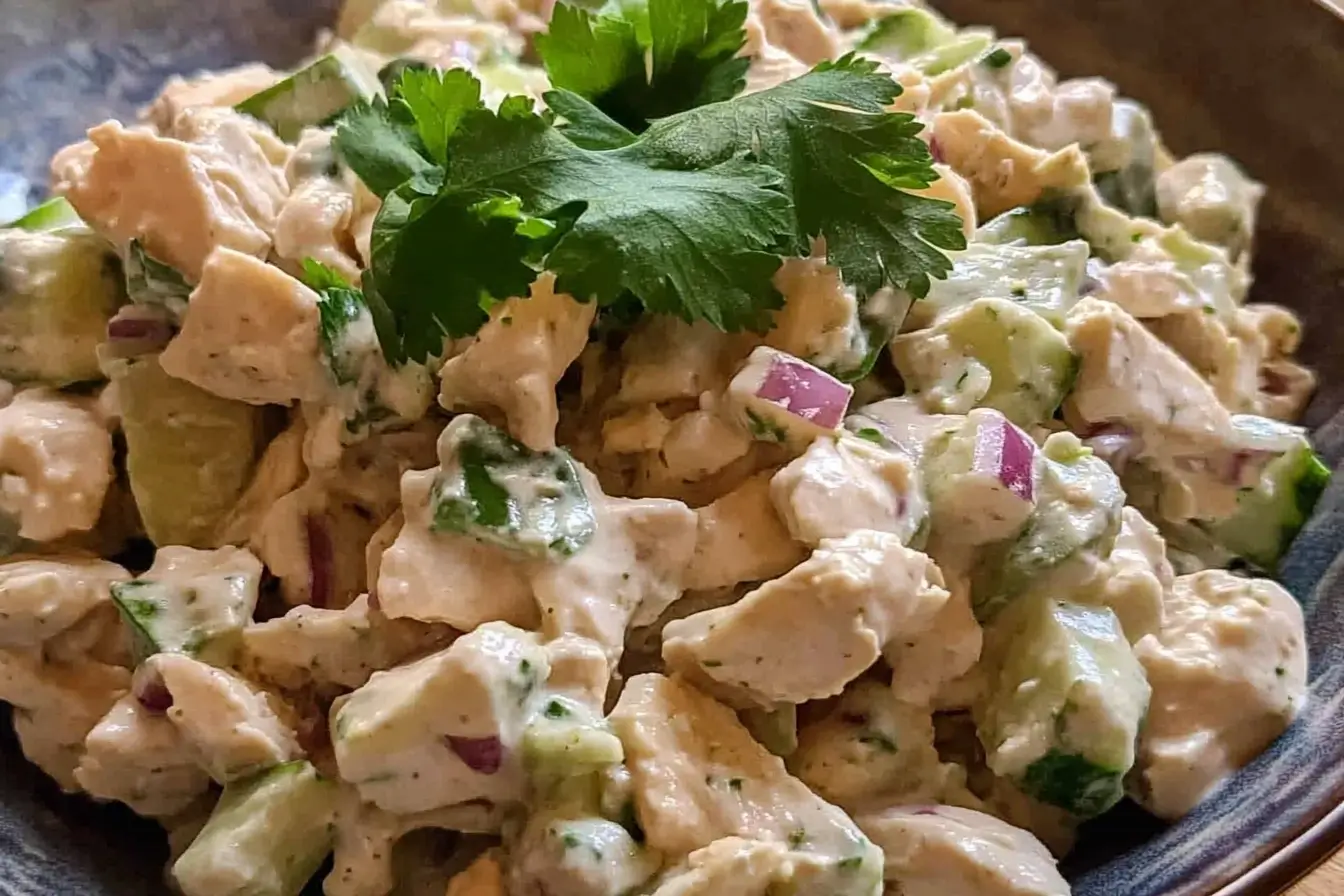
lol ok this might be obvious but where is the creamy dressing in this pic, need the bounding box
[0,0,1322,892]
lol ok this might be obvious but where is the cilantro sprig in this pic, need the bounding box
[537,0,750,132]
[333,59,964,364]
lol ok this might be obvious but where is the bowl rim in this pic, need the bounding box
[1219,800,1344,894]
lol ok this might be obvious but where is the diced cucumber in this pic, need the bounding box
[907,29,996,76]
[975,196,1082,247]
[172,760,339,896]
[740,703,798,758]
[972,433,1125,621]
[1090,100,1159,218]
[9,197,84,233]
[236,49,381,142]
[110,548,261,667]
[893,297,1077,428]
[922,409,1039,546]
[0,227,123,384]
[910,240,1089,329]
[978,596,1150,818]
[523,694,625,784]
[1205,440,1331,572]
[430,415,596,560]
[856,7,958,60]
[116,357,264,548]
[125,238,192,317]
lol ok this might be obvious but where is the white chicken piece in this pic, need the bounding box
[439,274,596,452]
[0,388,113,541]
[1086,507,1172,643]
[614,317,749,407]
[531,472,698,662]
[331,622,548,814]
[0,648,129,791]
[242,594,455,691]
[740,10,810,95]
[655,408,754,483]
[930,110,1091,219]
[753,0,841,64]
[767,254,866,372]
[685,472,807,591]
[885,556,983,709]
[791,681,969,813]
[1134,570,1307,820]
[273,129,361,283]
[914,164,977,238]
[214,417,308,547]
[53,108,289,281]
[376,466,540,631]
[326,784,505,896]
[857,805,1071,896]
[662,531,949,708]
[0,556,127,648]
[650,838,793,896]
[770,435,927,547]
[143,63,281,131]
[1156,153,1263,258]
[150,652,301,784]
[609,674,884,883]
[160,247,329,405]
[1064,297,1235,460]
[74,693,211,818]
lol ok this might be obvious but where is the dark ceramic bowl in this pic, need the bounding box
[3,0,1344,893]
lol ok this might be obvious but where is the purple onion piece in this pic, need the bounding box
[305,514,334,609]
[446,735,504,774]
[755,353,853,430]
[133,667,173,713]
[107,316,173,343]
[1081,423,1142,473]
[996,419,1037,503]
[928,136,945,165]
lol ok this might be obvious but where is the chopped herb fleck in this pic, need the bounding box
[544,699,570,719]
[855,427,885,444]
[981,46,1013,69]
[858,731,898,753]
[788,827,808,848]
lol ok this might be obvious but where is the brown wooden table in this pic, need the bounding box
[1286,851,1344,895]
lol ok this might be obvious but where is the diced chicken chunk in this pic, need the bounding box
[376,467,540,631]
[610,674,882,881]
[143,63,282,131]
[885,563,983,708]
[75,693,210,818]
[0,649,129,791]
[160,247,329,405]
[242,594,454,691]
[857,805,1070,896]
[151,652,301,784]
[770,435,926,547]
[331,622,548,814]
[662,531,949,708]
[685,472,807,591]
[53,108,289,280]
[274,163,360,283]
[1087,507,1172,642]
[0,556,127,647]
[930,110,1090,219]
[439,274,596,452]
[615,317,747,407]
[650,837,852,896]
[0,388,113,541]
[447,852,507,896]
[791,681,968,813]
[531,474,697,661]
[1134,570,1307,820]
[767,253,866,372]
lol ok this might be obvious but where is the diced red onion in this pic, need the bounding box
[305,514,334,609]
[133,666,173,713]
[446,735,504,774]
[928,136,945,165]
[988,416,1036,503]
[1083,424,1141,472]
[755,352,853,431]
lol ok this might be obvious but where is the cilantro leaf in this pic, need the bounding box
[538,0,749,131]
[300,259,372,383]
[363,181,552,363]
[395,66,482,166]
[545,88,637,150]
[439,96,792,331]
[639,54,966,297]
[332,100,435,198]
